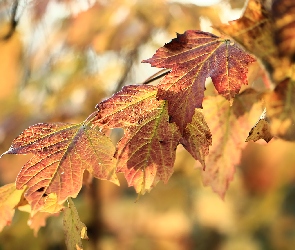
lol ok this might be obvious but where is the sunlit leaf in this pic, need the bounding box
[63,198,88,250]
[2,123,118,214]
[272,0,295,61]
[94,85,182,194]
[200,90,263,197]
[143,30,255,132]
[0,183,26,232]
[182,109,212,168]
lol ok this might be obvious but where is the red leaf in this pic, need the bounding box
[182,109,212,168]
[116,101,181,194]
[94,85,182,193]
[3,123,118,214]
[143,30,255,132]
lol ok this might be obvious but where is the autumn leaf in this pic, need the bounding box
[215,0,289,82]
[0,183,26,232]
[265,79,295,140]
[143,30,255,132]
[182,109,212,168]
[246,118,272,143]
[94,85,160,128]
[115,101,182,194]
[2,123,118,214]
[94,85,182,193]
[200,90,263,197]
[63,198,88,250]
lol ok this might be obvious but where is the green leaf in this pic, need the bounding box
[63,198,88,250]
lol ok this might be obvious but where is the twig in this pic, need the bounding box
[2,0,19,40]
[142,69,171,85]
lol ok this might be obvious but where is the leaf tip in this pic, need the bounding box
[0,147,14,157]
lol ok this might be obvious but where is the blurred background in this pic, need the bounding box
[1,0,295,249]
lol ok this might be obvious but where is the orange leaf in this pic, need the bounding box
[200,90,263,197]
[2,123,118,214]
[0,183,26,232]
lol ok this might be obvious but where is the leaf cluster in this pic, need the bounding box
[1,0,295,249]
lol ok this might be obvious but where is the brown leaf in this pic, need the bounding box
[215,0,288,82]
[182,109,212,169]
[2,123,118,214]
[246,117,273,142]
[265,79,295,140]
[28,212,56,237]
[94,85,212,193]
[272,0,295,61]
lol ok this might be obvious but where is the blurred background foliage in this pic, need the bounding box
[1,0,295,249]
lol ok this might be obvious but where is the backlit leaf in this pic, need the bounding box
[116,101,181,194]
[200,90,263,197]
[143,30,255,132]
[94,85,182,193]
[28,211,56,237]
[182,109,212,169]
[0,183,26,232]
[94,85,159,128]
[2,123,118,214]
[63,198,88,250]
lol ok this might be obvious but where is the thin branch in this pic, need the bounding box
[142,69,171,85]
[2,0,19,40]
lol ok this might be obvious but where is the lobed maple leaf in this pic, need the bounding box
[143,30,255,132]
[200,90,263,198]
[94,85,182,193]
[94,85,211,193]
[2,123,118,214]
